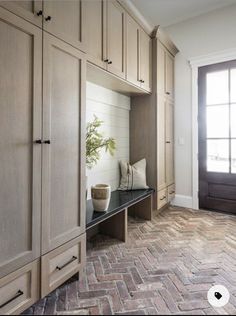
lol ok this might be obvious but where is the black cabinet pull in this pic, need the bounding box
[160,196,166,201]
[104,59,109,63]
[166,92,170,95]
[44,140,51,144]
[45,16,52,21]
[35,139,42,144]
[37,10,43,16]
[108,61,112,64]
[56,256,77,271]
[166,141,171,144]
[0,290,24,309]
[142,80,145,83]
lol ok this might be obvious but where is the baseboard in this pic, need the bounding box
[171,194,193,208]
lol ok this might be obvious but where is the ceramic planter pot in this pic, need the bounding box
[91,184,111,212]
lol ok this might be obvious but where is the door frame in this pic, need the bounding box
[190,48,236,210]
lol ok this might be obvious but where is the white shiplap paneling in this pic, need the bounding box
[86,82,130,198]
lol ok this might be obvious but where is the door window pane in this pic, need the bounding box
[231,69,236,103]
[231,104,236,138]
[207,140,229,173]
[207,105,229,138]
[207,70,229,105]
[232,140,236,174]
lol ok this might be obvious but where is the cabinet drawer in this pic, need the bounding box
[168,184,175,202]
[157,188,168,210]
[41,233,86,297]
[0,260,39,315]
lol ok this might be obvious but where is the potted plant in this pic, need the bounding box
[86,116,116,210]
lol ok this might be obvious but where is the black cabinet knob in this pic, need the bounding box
[104,59,109,63]
[44,140,51,144]
[166,92,170,95]
[35,139,42,144]
[108,61,112,64]
[37,10,43,16]
[45,16,52,21]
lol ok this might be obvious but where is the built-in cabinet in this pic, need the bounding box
[130,34,177,210]
[0,4,86,314]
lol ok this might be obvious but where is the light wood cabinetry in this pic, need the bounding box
[42,34,86,254]
[0,260,40,315]
[106,0,126,79]
[41,234,86,297]
[0,0,43,26]
[43,0,84,51]
[140,29,152,92]
[126,14,140,87]
[82,0,105,69]
[130,34,178,211]
[0,8,42,279]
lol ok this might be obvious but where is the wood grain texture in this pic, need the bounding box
[140,28,152,92]
[41,234,86,297]
[0,0,42,27]
[0,260,40,315]
[107,0,126,79]
[42,33,86,254]
[128,195,153,221]
[43,0,84,52]
[82,0,105,69]
[0,7,42,278]
[99,209,128,242]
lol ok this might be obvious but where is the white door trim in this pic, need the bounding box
[189,48,236,210]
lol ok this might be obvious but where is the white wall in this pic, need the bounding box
[86,82,130,199]
[165,4,236,207]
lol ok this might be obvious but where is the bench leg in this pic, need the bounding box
[129,195,153,221]
[99,209,128,242]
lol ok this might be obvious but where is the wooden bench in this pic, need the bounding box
[86,188,154,242]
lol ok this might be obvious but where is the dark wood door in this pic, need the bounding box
[199,60,236,214]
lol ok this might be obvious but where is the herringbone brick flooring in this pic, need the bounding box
[23,206,236,315]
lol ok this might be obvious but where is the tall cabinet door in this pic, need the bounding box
[165,52,174,99]
[165,100,175,186]
[126,14,140,86]
[43,0,84,52]
[83,0,105,69]
[0,0,42,26]
[140,29,152,92]
[106,0,126,79]
[42,34,86,254]
[0,8,42,278]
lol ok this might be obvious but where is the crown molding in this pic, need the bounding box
[152,25,179,56]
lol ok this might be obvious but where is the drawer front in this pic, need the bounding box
[0,260,40,315]
[41,233,86,297]
[168,184,176,202]
[157,188,168,210]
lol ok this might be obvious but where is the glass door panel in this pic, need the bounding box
[207,105,229,138]
[206,70,229,105]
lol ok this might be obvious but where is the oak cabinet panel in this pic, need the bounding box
[106,0,126,79]
[43,0,84,51]
[0,0,42,26]
[165,52,174,99]
[42,34,86,254]
[157,42,166,95]
[157,95,167,191]
[126,14,140,86]
[83,0,105,68]
[0,8,42,279]
[140,29,152,92]
[165,100,175,186]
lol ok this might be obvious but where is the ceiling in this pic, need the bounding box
[130,0,236,27]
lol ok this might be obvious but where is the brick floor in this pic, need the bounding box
[23,206,236,315]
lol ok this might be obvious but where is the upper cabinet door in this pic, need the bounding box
[140,29,152,92]
[0,0,42,27]
[0,8,42,278]
[106,0,126,79]
[126,14,140,86]
[165,52,174,99]
[157,41,166,96]
[42,34,86,254]
[43,0,84,52]
[83,0,105,69]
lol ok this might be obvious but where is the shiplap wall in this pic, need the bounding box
[86,82,130,199]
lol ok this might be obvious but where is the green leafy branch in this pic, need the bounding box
[86,116,116,169]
